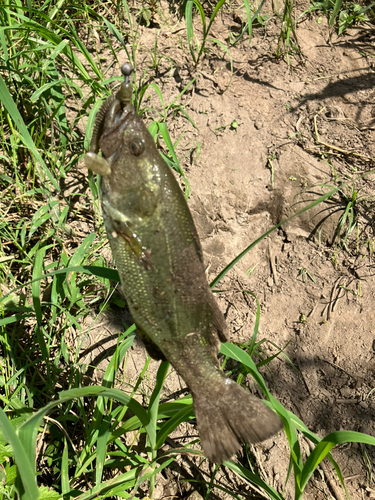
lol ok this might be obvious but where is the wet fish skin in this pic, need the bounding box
[84,63,283,463]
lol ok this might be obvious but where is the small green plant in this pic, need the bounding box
[139,0,160,26]
[335,180,375,251]
[298,267,316,283]
[307,0,375,33]
[138,84,197,197]
[299,313,307,323]
[185,0,233,70]
[227,0,268,46]
[246,263,259,276]
[336,2,374,33]
[215,119,240,132]
[274,0,302,62]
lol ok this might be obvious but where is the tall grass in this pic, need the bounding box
[0,1,374,500]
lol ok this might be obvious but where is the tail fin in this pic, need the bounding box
[192,378,283,463]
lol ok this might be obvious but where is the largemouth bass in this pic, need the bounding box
[85,63,283,463]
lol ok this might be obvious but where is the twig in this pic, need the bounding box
[268,240,279,287]
[248,445,277,499]
[327,280,339,321]
[322,359,357,385]
[305,438,346,500]
[313,112,375,162]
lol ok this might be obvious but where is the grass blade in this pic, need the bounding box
[185,0,196,63]
[149,83,166,115]
[300,431,375,491]
[0,73,59,191]
[206,0,226,35]
[193,0,206,35]
[84,98,106,151]
[0,265,120,306]
[155,404,194,449]
[157,121,191,197]
[148,362,170,449]
[224,460,284,500]
[243,0,253,41]
[220,342,272,399]
[0,408,39,500]
[61,438,69,495]
[31,248,46,327]
[210,188,338,289]
[330,0,343,26]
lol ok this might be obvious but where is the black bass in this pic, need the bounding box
[85,63,282,463]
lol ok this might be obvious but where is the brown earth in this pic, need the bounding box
[76,2,375,499]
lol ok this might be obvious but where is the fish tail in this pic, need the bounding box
[192,377,283,463]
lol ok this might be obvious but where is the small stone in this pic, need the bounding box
[340,387,352,398]
[187,492,203,500]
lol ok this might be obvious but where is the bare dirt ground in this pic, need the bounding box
[77,2,375,498]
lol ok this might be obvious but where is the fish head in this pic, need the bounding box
[86,63,164,231]
[100,112,162,193]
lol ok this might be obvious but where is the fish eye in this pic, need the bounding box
[129,138,145,157]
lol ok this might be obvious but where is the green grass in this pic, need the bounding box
[306,0,375,33]
[0,1,374,499]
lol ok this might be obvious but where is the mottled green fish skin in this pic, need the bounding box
[85,64,283,463]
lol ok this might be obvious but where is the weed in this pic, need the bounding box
[274,0,302,62]
[184,0,234,74]
[335,180,375,251]
[246,263,259,276]
[307,0,375,33]
[228,0,269,46]
[216,119,240,132]
[139,0,161,26]
[298,267,317,283]
[299,313,307,323]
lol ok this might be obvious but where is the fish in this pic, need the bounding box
[84,63,283,463]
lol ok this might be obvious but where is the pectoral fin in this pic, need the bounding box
[103,201,153,269]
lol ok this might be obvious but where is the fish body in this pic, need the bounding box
[85,64,282,463]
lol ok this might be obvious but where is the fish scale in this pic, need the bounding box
[84,62,283,463]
